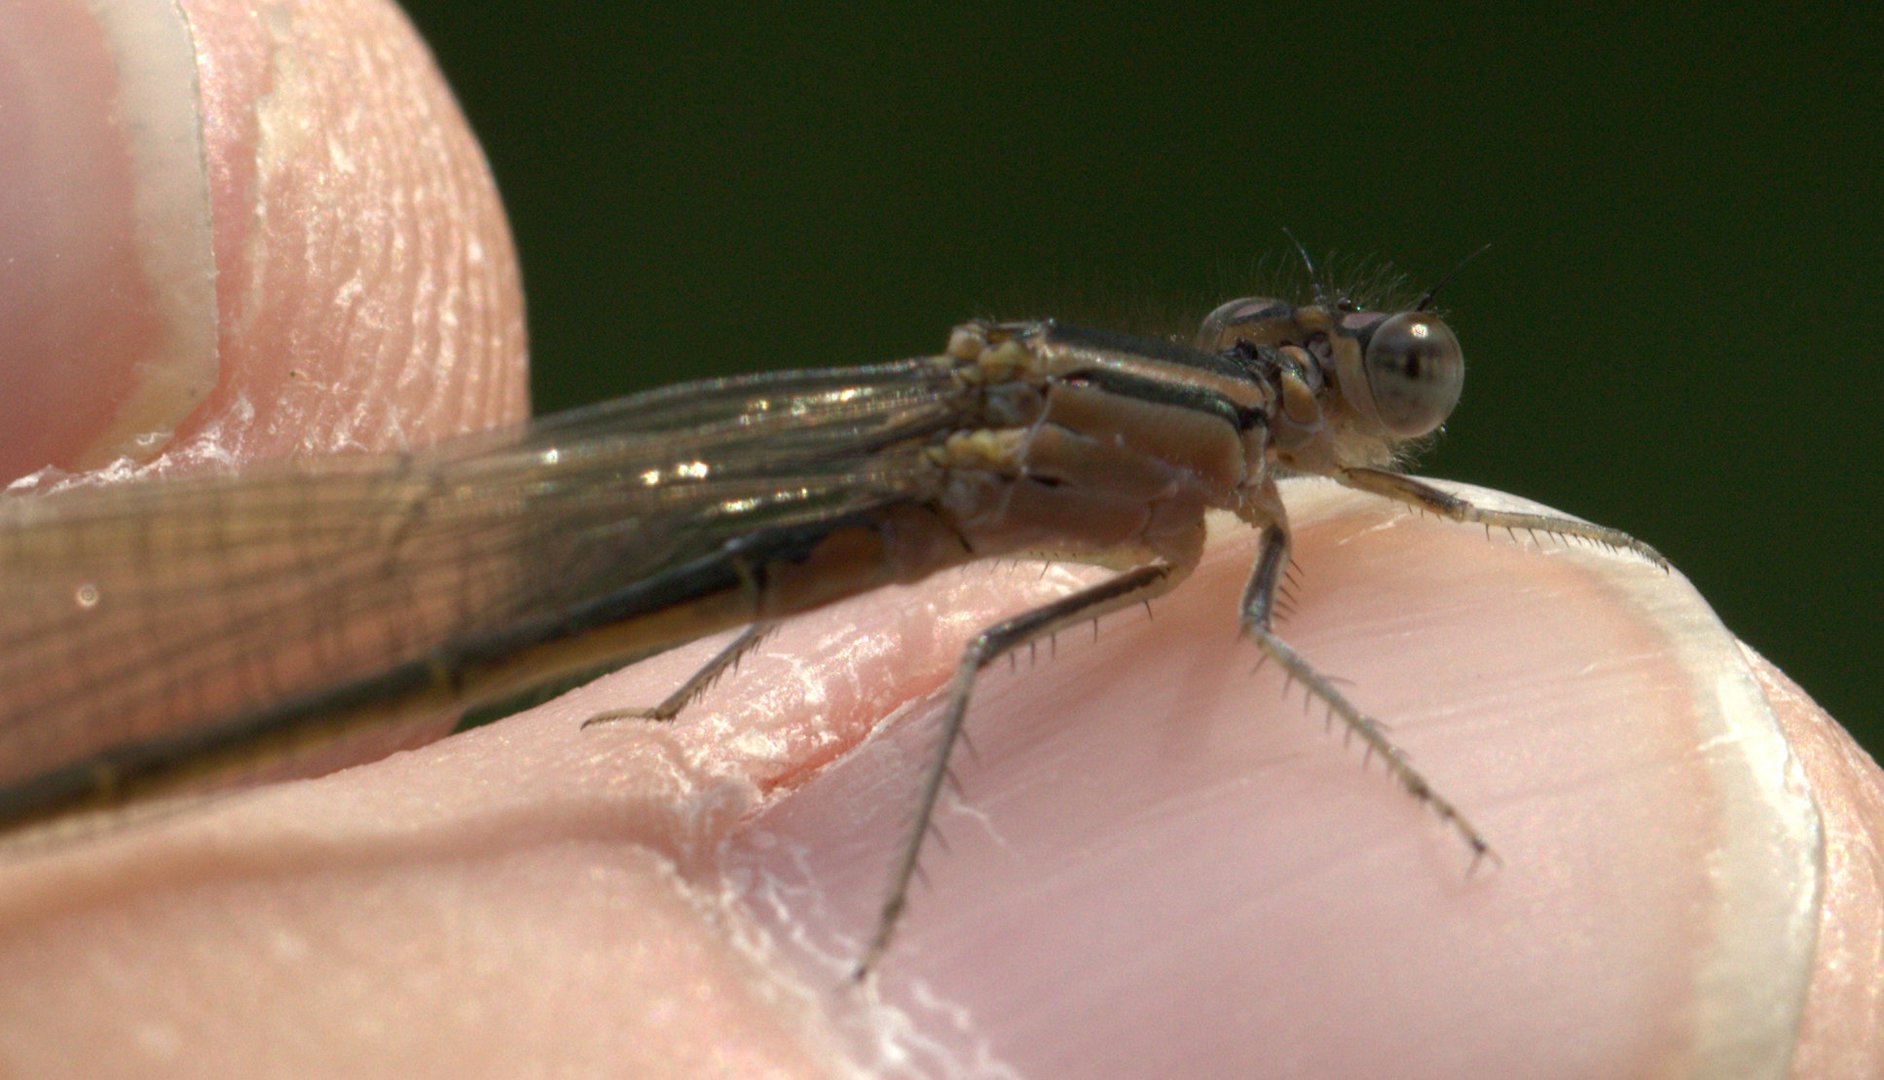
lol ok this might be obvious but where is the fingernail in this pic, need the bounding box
[0,0,216,483]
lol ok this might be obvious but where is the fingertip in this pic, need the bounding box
[0,0,216,481]
[0,0,527,485]
[725,483,1824,1075]
[179,0,528,463]
[1750,647,1884,1077]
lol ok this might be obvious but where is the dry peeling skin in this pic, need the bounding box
[0,484,1860,1078]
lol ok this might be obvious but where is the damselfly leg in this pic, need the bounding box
[583,623,775,725]
[1335,468,1669,569]
[854,554,1192,978]
[1235,479,1496,864]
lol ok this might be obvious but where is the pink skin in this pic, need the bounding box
[0,1,1879,1076]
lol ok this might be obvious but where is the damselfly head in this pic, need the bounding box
[1195,296,1464,443]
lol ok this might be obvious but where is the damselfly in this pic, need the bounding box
[0,257,1664,974]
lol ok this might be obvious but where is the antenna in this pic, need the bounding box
[1414,242,1493,311]
[1279,227,1329,307]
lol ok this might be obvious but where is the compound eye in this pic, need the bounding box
[1196,296,1294,352]
[1361,312,1463,437]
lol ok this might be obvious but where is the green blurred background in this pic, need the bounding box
[399,5,1876,753]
